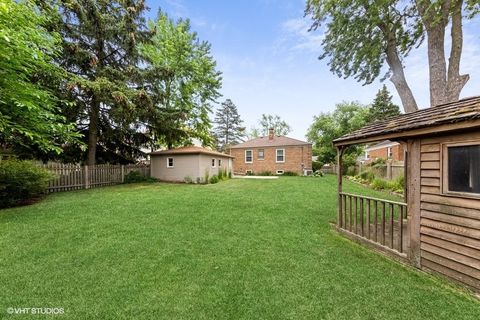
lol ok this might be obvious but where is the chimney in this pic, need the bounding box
[268,128,274,140]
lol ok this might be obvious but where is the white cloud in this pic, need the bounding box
[281,17,325,53]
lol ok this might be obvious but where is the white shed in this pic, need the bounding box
[150,146,234,183]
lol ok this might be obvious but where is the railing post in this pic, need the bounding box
[84,165,90,189]
[336,146,345,227]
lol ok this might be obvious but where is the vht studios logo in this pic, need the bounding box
[6,307,64,315]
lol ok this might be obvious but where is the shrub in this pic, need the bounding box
[184,176,193,184]
[371,178,389,190]
[257,171,273,176]
[282,171,299,176]
[245,171,254,176]
[228,171,232,179]
[124,171,156,183]
[313,170,324,177]
[204,170,210,183]
[0,160,53,208]
[209,175,219,184]
[358,170,375,183]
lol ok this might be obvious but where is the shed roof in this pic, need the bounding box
[228,136,311,149]
[334,96,480,146]
[150,146,234,158]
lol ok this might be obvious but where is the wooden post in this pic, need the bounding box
[84,165,90,189]
[121,165,125,183]
[407,139,421,268]
[336,146,344,227]
[386,160,393,180]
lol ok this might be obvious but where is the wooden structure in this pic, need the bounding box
[43,163,150,193]
[333,96,480,293]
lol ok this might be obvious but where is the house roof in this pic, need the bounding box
[365,140,399,152]
[149,146,234,158]
[228,136,311,149]
[334,96,480,146]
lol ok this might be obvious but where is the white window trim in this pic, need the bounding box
[211,158,216,168]
[276,149,285,163]
[245,150,253,163]
[258,149,265,160]
[167,157,174,168]
[276,170,284,175]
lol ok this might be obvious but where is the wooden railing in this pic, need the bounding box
[339,192,408,254]
[42,163,150,193]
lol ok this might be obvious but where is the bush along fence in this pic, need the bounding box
[329,160,404,180]
[42,163,150,193]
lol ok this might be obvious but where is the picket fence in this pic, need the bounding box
[42,163,150,193]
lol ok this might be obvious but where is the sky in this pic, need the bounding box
[146,0,480,140]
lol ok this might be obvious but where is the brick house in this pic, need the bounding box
[227,129,312,175]
[365,140,405,162]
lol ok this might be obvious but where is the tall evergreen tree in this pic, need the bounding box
[46,0,150,164]
[367,85,401,123]
[212,99,245,150]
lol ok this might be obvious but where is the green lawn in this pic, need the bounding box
[1,176,479,319]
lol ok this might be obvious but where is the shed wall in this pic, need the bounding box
[415,131,480,291]
[151,154,200,182]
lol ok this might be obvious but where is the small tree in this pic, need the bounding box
[307,101,369,169]
[212,99,246,150]
[258,114,291,136]
[367,85,401,123]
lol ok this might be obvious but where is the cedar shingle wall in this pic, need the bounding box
[419,132,480,291]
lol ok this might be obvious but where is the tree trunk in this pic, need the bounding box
[446,0,469,101]
[87,99,100,166]
[384,36,418,113]
[426,26,448,106]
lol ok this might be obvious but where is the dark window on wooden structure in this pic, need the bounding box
[447,145,480,194]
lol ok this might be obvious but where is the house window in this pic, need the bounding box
[218,159,222,167]
[258,149,265,160]
[387,147,393,159]
[276,149,285,163]
[211,158,216,167]
[167,157,174,168]
[276,170,284,175]
[446,144,480,194]
[245,150,253,163]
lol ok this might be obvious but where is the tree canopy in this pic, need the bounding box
[256,114,292,137]
[366,85,401,123]
[306,0,480,113]
[0,0,80,154]
[139,13,222,150]
[212,99,245,151]
[307,102,369,168]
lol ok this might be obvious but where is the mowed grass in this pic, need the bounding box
[0,176,479,319]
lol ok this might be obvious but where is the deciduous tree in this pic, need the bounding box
[139,13,222,149]
[307,102,369,167]
[0,0,79,154]
[258,114,291,136]
[305,0,479,112]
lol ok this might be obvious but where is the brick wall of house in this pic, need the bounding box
[228,145,312,175]
[367,144,404,162]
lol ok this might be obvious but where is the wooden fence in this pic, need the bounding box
[339,192,408,256]
[42,163,150,193]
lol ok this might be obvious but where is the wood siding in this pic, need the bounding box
[418,132,480,291]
